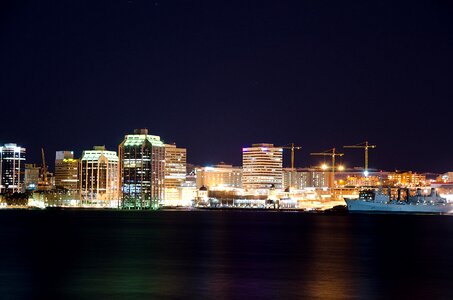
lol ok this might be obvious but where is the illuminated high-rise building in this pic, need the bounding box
[55,151,79,192]
[118,129,165,209]
[0,143,26,193]
[164,144,187,204]
[195,163,242,189]
[242,143,283,190]
[79,146,119,205]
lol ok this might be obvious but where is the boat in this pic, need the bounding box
[344,187,453,214]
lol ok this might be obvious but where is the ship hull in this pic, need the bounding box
[345,199,453,214]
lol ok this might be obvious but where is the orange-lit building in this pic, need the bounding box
[55,151,79,193]
[164,143,187,204]
[196,163,242,189]
[387,171,427,187]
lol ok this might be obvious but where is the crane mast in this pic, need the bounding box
[280,143,302,170]
[343,141,376,175]
[41,148,48,183]
[38,147,51,191]
[310,148,344,187]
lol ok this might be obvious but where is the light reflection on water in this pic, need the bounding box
[0,210,452,299]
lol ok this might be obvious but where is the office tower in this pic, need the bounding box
[242,143,283,190]
[0,143,26,193]
[164,144,187,204]
[195,163,242,189]
[118,129,165,209]
[55,151,79,192]
[79,146,119,205]
[24,164,40,190]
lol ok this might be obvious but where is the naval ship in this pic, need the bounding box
[345,187,453,214]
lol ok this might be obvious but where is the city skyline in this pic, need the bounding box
[0,136,449,175]
[1,1,452,172]
[1,138,450,207]
[1,3,452,299]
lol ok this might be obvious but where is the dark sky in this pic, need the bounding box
[1,0,452,172]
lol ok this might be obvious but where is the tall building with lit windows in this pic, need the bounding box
[242,143,283,190]
[164,144,187,204]
[55,151,79,192]
[79,146,119,205]
[118,129,165,209]
[0,143,26,193]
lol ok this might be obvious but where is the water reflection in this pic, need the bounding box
[0,210,452,299]
[302,216,359,298]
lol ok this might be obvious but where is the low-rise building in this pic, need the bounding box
[196,163,242,189]
[387,171,427,187]
[437,172,453,183]
[283,168,330,188]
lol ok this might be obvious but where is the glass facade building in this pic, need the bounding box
[119,129,165,209]
[0,143,26,193]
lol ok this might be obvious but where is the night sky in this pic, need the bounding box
[1,0,452,172]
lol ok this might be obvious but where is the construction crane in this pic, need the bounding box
[280,143,302,170]
[343,141,376,175]
[310,148,344,186]
[41,148,48,184]
[37,147,50,191]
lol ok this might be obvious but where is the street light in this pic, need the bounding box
[321,164,328,170]
[338,165,345,171]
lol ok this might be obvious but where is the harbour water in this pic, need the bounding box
[0,210,452,299]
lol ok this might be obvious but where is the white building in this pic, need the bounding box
[79,146,119,206]
[283,168,331,189]
[242,143,283,190]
